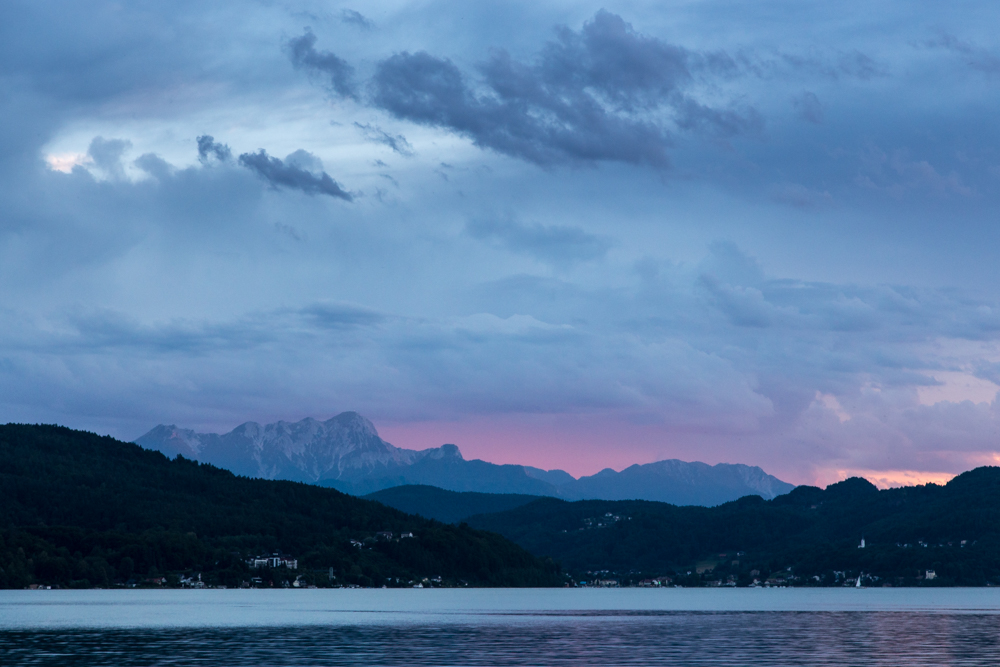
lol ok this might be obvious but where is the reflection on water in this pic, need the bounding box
[4,610,1000,666]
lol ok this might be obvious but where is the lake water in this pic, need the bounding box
[3,588,1000,665]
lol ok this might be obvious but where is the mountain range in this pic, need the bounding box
[135,412,795,506]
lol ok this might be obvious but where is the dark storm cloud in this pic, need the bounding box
[238,149,352,200]
[364,11,758,168]
[286,30,356,99]
[196,135,232,163]
[340,9,373,30]
[369,50,672,167]
[466,215,610,263]
[353,122,414,156]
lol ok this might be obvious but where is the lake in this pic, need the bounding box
[3,588,1000,665]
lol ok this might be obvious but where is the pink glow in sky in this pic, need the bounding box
[379,416,674,479]
[380,416,812,485]
[378,408,997,488]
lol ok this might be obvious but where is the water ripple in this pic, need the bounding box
[4,612,1000,666]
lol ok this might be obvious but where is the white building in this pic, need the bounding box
[249,553,298,570]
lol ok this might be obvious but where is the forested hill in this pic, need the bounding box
[0,424,562,589]
[364,485,543,524]
[466,468,1000,586]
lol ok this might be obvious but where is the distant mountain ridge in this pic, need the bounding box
[135,412,795,506]
[568,459,795,507]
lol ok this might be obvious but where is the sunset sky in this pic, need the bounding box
[4,1,1000,486]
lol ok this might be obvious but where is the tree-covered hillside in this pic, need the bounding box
[364,485,542,523]
[0,424,562,589]
[467,470,1000,586]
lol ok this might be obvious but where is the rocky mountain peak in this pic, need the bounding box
[332,411,379,434]
[422,443,463,460]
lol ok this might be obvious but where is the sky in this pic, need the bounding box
[4,0,1000,486]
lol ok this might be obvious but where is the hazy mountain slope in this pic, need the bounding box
[561,460,795,505]
[324,450,561,496]
[524,466,576,486]
[364,485,544,523]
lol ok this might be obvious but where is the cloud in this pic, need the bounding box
[769,182,832,208]
[353,122,414,156]
[793,91,823,124]
[4,301,387,358]
[238,149,352,200]
[283,148,324,173]
[855,147,973,198]
[773,49,885,80]
[87,136,131,179]
[700,276,777,328]
[298,302,386,329]
[11,0,1000,484]
[65,310,277,354]
[835,51,882,80]
[17,239,1000,473]
[466,215,611,263]
[697,241,765,287]
[196,135,232,163]
[286,30,356,99]
[340,9,373,30]
[924,33,1000,75]
[365,11,759,168]
[133,153,173,180]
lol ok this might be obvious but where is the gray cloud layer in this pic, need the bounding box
[466,215,610,263]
